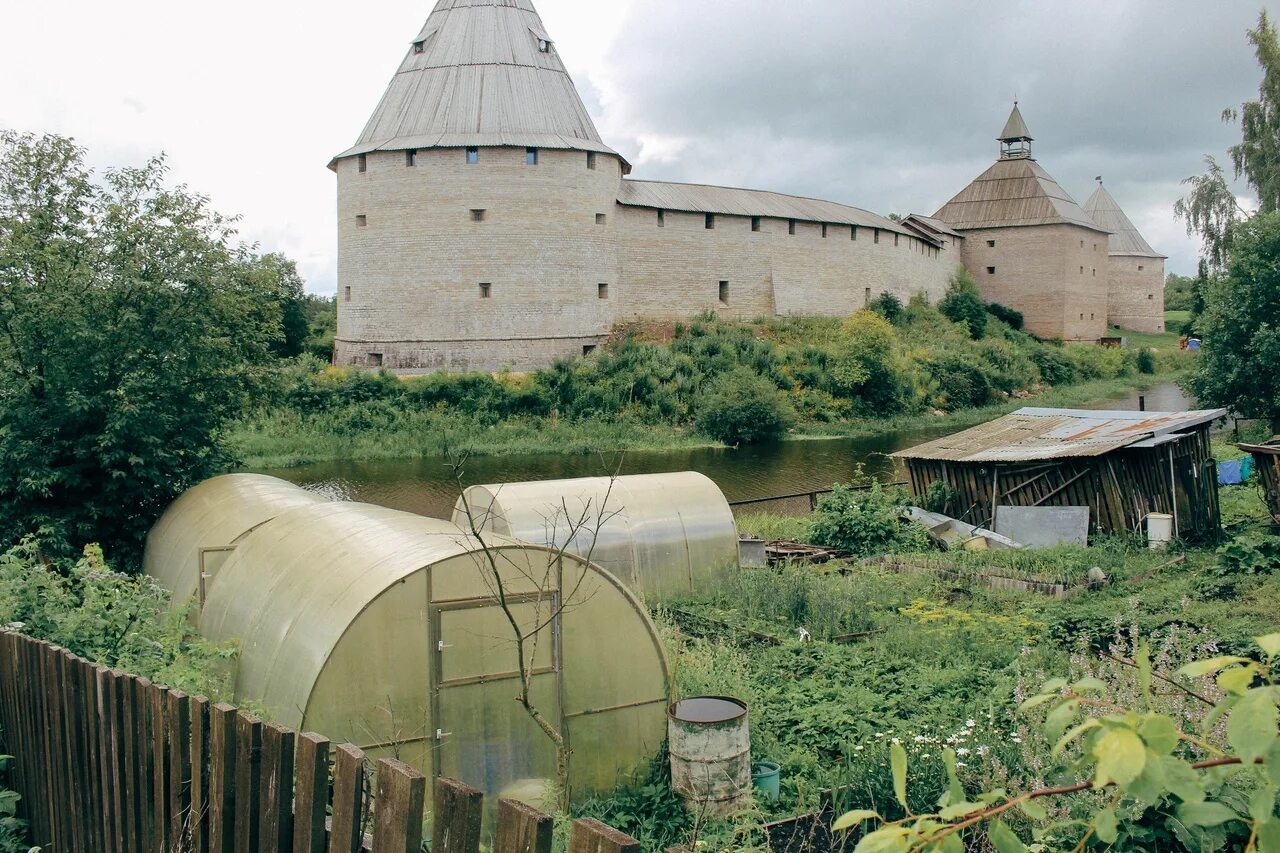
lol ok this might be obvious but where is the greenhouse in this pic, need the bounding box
[453,472,740,600]
[145,475,671,806]
[143,473,328,617]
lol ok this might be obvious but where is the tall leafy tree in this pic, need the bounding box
[1175,11,1280,268]
[0,132,287,564]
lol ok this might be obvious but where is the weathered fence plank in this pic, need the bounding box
[190,695,212,853]
[207,703,238,853]
[433,777,484,853]
[569,819,644,853]
[120,671,143,853]
[168,690,193,848]
[495,799,555,853]
[260,721,296,853]
[293,733,330,853]
[151,683,172,853]
[234,712,264,853]
[135,676,156,853]
[373,759,427,853]
[330,744,367,853]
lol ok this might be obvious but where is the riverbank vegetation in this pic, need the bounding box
[229,285,1192,469]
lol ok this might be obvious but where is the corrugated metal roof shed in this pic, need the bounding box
[618,179,912,234]
[1083,182,1167,258]
[893,407,1227,463]
[331,0,624,168]
[934,157,1110,233]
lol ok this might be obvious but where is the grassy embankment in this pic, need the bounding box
[576,474,1277,850]
[228,308,1194,470]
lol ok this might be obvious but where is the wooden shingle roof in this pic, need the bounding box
[934,157,1110,233]
[1083,182,1166,259]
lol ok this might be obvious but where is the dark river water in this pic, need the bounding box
[263,382,1196,520]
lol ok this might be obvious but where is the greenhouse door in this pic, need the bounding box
[430,594,563,802]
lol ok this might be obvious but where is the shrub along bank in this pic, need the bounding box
[229,289,1191,468]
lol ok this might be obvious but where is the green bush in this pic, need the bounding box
[986,302,1025,330]
[867,292,905,324]
[1213,533,1280,577]
[1136,348,1157,374]
[939,270,988,339]
[809,483,932,557]
[694,369,794,445]
[924,351,996,411]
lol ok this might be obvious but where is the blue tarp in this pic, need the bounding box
[1219,456,1257,485]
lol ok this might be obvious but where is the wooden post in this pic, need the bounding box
[433,777,484,853]
[207,703,238,853]
[568,819,643,853]
[190,696,212,853]
[329,744,367,853]
[151,684,171,853]
[135,677,156,853]
[168,691,193,849]
[292,733,330,853]
[372,759,427,853]
[259,721,296,853]
[494,800,554,853]
[234,712,263,853]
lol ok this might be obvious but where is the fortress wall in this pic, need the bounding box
[616,210,955,324]
[1107,256,1166,333]
[961,224,1110,341]
[334,147,623,372]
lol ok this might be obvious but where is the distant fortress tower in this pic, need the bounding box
[934,104,1114,342]
[1083,178,1168,333]
[330,0,955,373]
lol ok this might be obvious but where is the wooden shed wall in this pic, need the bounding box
[904,426,1220,540]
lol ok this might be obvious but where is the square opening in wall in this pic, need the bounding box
[894,233,899,246]
[718,281,729,304]
[864,287,871,305]
[598,283,609,299]
[344,286,352,302]
[705,213,715,230]
[413,41,425,54]
[788,219,796,235]
[596,213,607,226]
[582,344,597,356]
[355,215,367,227]
[406,150,417,167]
[479,283,492,299]
[1148,294,1154,300]
[751,216,761,232]
[822,224,829,238]
[358,154,367,173]
[1138,265,1145,271]
[987,266,996,275]
[471,209,486,222]
[987,240,996,247]
[874,229,880,244]
[851,226,858,241]
[466,147,479,165]
[368,353,383,367]
[587,152,597,170]
[657,210,666,227]
[526,148,539,166]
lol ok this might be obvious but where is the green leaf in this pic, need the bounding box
[1251,785,1277,823]
[928,834,965,853]
[1217,665,1258,696]
[1071,677,1109,695]
[941,748,964,807]
[1138,714,1181,755]
[1039,678,1068,693]
[1044,699,1080,742]
[891,742,908,811]
[987,820,1028,853]
[1127,756,1168,804]
[1269,741,1280,787]
[938,801,982,820]
[1258,633,1280,659]
[1158,756,1207,804]
[1053,719,1101,756]
[853,826,912,853]
[1178,656,1251,678]
[1093,727,1147,789]
[1203,693,1239,735]
[1259,819,1280,853]
[1018,799,1048,821]
[1228,687,1278,761]
[1095,807,1119,844]
[1176,801,1243,827]
[833,810,881,832]
[1019,693,1059,712]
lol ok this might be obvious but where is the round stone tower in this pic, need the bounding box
[330,0,628,372]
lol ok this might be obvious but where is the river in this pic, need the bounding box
[264,382,1196,520]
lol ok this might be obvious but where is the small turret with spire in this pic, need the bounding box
[998,101,1033,160]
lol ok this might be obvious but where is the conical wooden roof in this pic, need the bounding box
[934,157,1109,233]
[999,104,1033,141]
[1083,183,1165,258]
[331,0,624,168]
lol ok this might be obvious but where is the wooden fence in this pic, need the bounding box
[0,631,644,853]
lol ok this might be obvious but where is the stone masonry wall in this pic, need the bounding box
[960,224,1110,341]
[1108,256,1166,333]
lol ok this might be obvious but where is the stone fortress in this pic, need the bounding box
[331,0,1166,373]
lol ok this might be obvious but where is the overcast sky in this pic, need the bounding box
[1,0,1273,293]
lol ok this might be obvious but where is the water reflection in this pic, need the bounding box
[262,382,1193,520]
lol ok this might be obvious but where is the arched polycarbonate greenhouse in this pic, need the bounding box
[145,475,671,805]
[453,472,740,600]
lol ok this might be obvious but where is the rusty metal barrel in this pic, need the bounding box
[668,697,752,816]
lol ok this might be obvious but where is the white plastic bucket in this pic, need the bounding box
[1148,513,1174,551]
